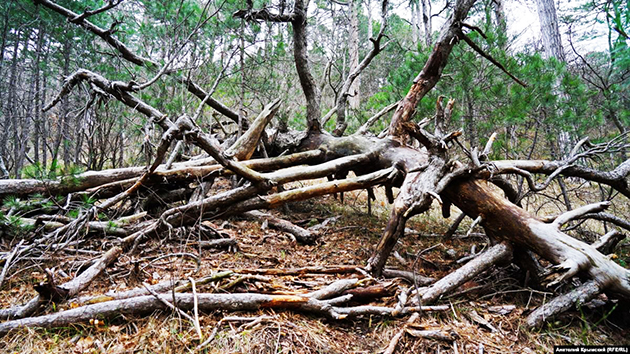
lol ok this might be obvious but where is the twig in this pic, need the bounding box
[0,240,24,290]
[466,216,482,237]
[457,30,527,87]
[188,277,203,340]
[142,282,196,324]
[140,252,201,273]
[383,312,419,354]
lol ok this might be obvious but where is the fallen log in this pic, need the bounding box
[0,292,449,335]
[445,179,630,297]
[420,243,512,304]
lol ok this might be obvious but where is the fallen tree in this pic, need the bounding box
[0,0,628,338]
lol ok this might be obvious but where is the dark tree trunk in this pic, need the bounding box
[291,0,321,132]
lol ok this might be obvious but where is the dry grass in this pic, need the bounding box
[0,179,629,353]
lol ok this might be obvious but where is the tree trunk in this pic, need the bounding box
[366,0,373,38]
[348,0,361,110]
[411,0,419,46]
[535,0,564,61]
[51,38,73,168]
[420,0,432,47]
[292,0,321,132]
[32,24,45,166]
[7,29,23,177]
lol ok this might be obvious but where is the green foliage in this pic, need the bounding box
[80,194,97,208]
[0,213,35,237]
[2,196,22,210]
[21,160,85,182]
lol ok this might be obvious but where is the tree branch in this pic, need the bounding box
[69,0,123,23]
[457,30,528,87]
[332,0,389,136]
[388,0,477,140]
[34,0,242,124]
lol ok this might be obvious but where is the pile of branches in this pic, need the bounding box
[0,0,629,340]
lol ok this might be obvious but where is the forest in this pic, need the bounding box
[0,0,629,352]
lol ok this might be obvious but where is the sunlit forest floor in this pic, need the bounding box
[0,179,628,353]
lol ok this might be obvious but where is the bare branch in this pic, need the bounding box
[551,201,611,228]
[355,101,398,136]
[388,0,477,140]
[233,8,297,22]
[592,230,625,254]
[332,0,389,136]
[457,30,528,87]
[526,281,600,328]
[69,0,123,24]
[488,158,630,198]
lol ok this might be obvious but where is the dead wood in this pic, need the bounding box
[0,246,121,320]
[197,238,238,249]
[60,246,122,298]
[341,282,398,302]
[525,280,601,328]
[381,269,435,286]
[244,210,317,243]
[592,230,625,254]
[70,271,234,306]
[306,278,359,300]
[224,99,281,160]
[405,328,457,341]
[487,158,630,199]
[34,0,244,125]
[0,292,449,335]
[383,312,420,354]
[420,243,512,304]
[445,179,630,297]
[19,218,130,237]
[232,266,362,276]
[330,0,389,137]
[387,0,477,140]
[4,0,625,337]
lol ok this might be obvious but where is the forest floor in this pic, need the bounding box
[0,179,629,353]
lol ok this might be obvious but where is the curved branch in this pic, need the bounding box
[551,201,611,228]
[488,158,630,198]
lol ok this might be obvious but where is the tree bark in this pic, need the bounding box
[348,0,361,110]
[292,0,321,132]
[535,0,564,61]
[420,0,432,47]
[388,0,476,140]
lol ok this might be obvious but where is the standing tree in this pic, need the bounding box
[535,0,565,61]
